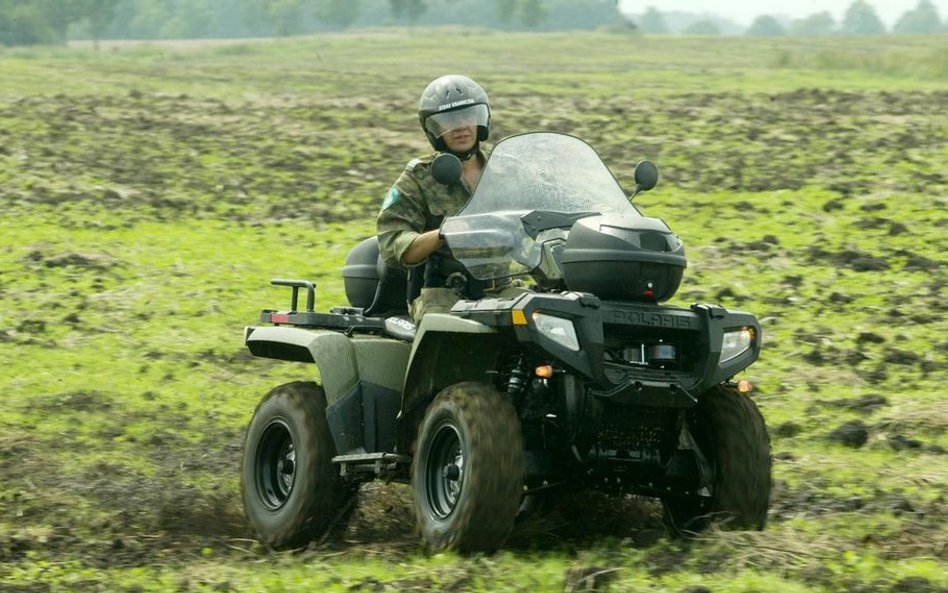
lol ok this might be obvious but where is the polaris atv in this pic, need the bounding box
[240,132,771,552]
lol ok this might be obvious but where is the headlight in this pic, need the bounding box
[532,311,580,351]
[720,328,754,363]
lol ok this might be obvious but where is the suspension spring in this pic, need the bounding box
[505,354,529,404]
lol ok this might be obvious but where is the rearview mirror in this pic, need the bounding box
[630,160,659,200]
[431,153,463,186]
[634,160,658,191]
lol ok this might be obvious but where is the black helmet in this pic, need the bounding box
[418,74,491,151]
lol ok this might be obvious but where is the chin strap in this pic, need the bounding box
[447,142,479,162]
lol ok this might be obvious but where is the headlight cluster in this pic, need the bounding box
[532,311,580,351]
[720,328,755,362]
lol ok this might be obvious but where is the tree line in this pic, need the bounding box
[0,0,624,46]
[1,0,944,47]
[638,0,946,37]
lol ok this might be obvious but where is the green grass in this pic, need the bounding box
[1,29,946,592]
[2,31,948,99]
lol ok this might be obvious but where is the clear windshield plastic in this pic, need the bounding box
[440,132,638,281]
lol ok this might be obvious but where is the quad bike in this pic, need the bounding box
[240,132,771,552]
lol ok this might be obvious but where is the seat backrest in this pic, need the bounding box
[364,242,409,318]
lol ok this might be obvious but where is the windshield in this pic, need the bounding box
[441,132,638,281]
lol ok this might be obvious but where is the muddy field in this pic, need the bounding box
[3,87,946,220]
[1,33,946,592]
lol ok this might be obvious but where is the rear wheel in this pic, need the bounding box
[662,384,771,534]
[412,382,523,552]
[241,381,349,549]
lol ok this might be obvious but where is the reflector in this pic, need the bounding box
[535,365,554,378]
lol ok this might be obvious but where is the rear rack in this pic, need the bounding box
[260,308,384,331]
[264,278,361,328]
[270,278,316,312]
[262,278,415,341]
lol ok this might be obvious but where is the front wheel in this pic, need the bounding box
[412,382,524,552]
[241,381,348,549]
[662,384,771,534]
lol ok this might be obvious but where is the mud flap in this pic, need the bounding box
[669,423,713,496]
[326,380,402,455]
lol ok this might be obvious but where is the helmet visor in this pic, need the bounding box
[425,104,489,139]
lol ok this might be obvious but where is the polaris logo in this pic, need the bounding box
[605,309,696,329]
[438,99,475,111]
[388,317,414,331]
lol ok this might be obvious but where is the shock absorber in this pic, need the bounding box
[505,354,529,404]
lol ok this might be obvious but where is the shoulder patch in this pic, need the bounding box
[381,185,401,210]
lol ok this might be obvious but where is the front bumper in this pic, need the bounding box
[451,292,761,405]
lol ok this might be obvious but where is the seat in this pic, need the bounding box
[364,249,409,318]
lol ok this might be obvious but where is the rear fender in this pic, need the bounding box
[245,326,358,405]
[246,326,411,455]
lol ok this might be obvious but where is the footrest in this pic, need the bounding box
[332,452,410,477]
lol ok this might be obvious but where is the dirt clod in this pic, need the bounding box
[774,422,803,438]
[888,435,923,451]
[827,421,869,448]
[817,394,888,413]
[883,348,921,365]
[856,332,885,345]
[891,577,934,593]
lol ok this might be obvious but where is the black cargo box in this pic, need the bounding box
[561,215,686,302]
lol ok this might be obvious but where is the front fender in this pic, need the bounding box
[398,314,509,451]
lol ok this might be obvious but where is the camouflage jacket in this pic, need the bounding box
[376,147,490,269]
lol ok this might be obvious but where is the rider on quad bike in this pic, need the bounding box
[239,84,771,553]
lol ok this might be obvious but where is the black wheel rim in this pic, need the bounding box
[255,419,296,510]
[424,421,465,520]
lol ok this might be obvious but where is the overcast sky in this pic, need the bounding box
[618,0,948,27]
